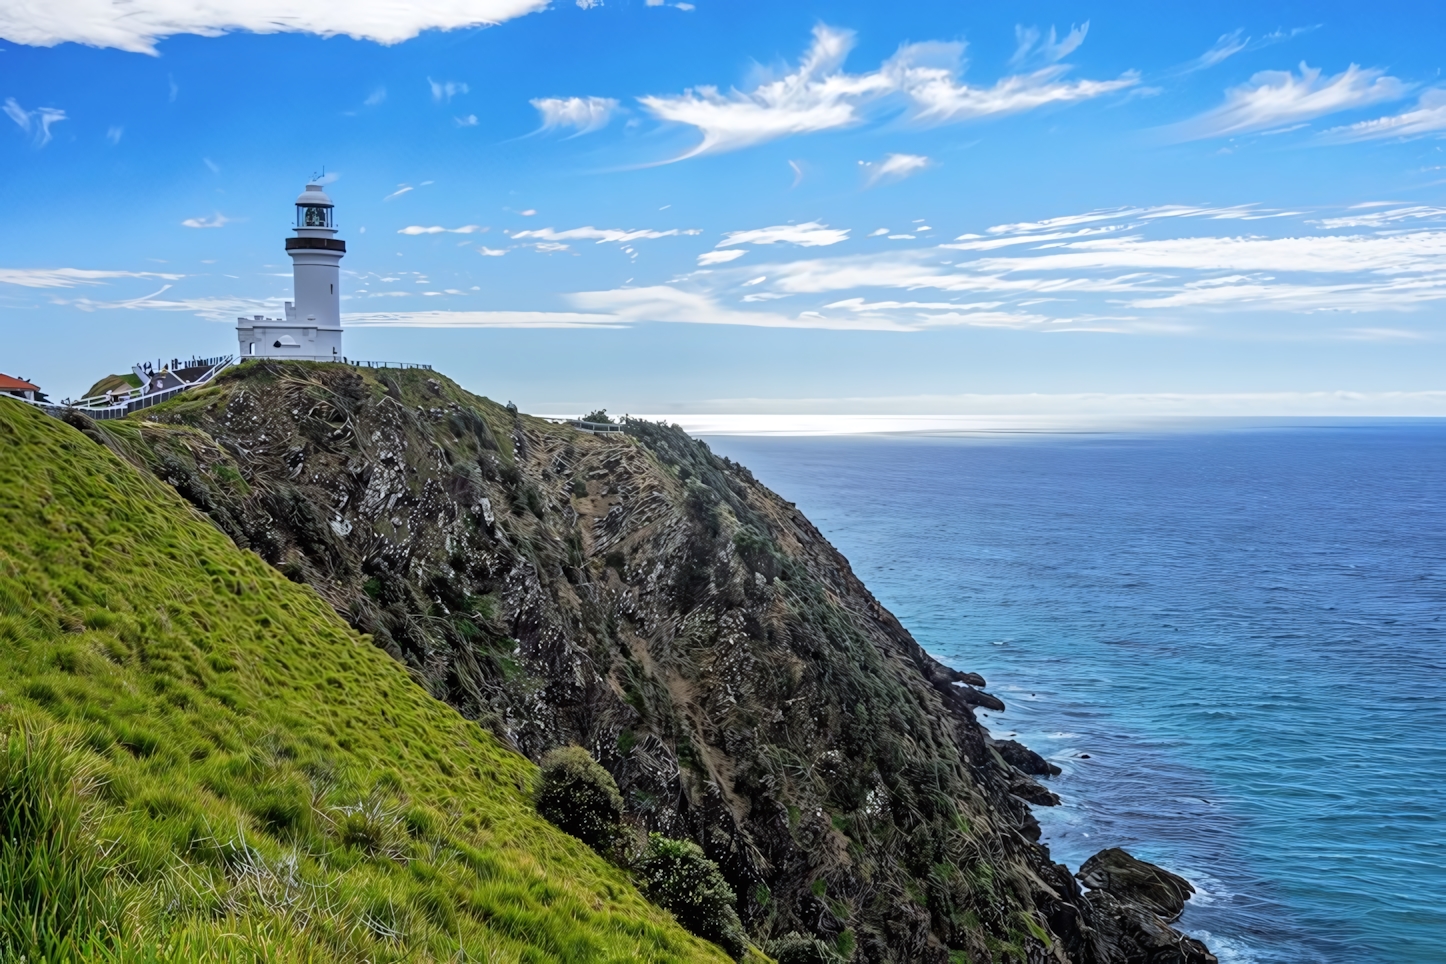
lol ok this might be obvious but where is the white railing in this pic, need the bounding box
[57,355,234,420]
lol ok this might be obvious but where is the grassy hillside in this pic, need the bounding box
[0,398,732,963]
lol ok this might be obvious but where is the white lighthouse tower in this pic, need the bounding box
[236,182,346,360]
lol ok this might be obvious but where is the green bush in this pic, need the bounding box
[764,931,844,964]
[636,834,746,959]
[534,746,623,853]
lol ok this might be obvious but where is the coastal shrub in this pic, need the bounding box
[763,931,843,964]
[534,746,623,852]
[636,833,747,959]
[581,409,613,424]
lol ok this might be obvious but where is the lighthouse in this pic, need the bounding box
[236,182,346,360]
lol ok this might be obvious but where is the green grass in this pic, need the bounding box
[0,399,732,963]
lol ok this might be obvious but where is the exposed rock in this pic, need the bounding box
[93,362,1213,964]
[1084,890,1217,964]
[994,738,1063,776]
[1078,848,1216,964]
[1007,773,1061,807]
[1078,848,1195,922]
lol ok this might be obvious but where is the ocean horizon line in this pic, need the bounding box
[536,412,1446,437]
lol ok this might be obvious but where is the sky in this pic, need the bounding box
[4,0,1446,420]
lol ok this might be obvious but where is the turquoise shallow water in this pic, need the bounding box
[706,424,1446,964]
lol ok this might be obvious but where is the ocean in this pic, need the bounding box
[705,423,1446,964]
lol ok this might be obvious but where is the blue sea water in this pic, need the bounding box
[705,423,1446,964]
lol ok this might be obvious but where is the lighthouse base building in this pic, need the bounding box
[238,182,346,361]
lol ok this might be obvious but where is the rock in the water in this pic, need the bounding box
[1007,773,1061,806]
[954,684,1006,712]
[1077,847,1195,922]
[994,738,1062,776]
[1083,890,1217,964]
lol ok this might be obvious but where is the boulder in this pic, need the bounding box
[1084,890,1217,964]
[1077,847,1195,922]
[994,738,1062,776]
[1008,773,1061,806]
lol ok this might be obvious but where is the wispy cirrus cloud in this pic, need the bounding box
[698,249,747,266]
[636,24,1135,159]
[1309,204,1446,229]
[1009,22,1088,68]
[347,309,622,329]
[1177,63,1410,139]
[717,222,849,248]
[0,0,549,55]
[1179,26,1316,74]
[1322,89,1446,142]
[510,225,700,244]
[0,267,183,288]
[3,97,66,146]
[531,96,619,134]
[860,152,930,186]
[398,224,485,235]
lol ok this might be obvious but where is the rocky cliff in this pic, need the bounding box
[67,361,1213,963]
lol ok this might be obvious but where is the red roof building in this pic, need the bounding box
[0,374,41,401]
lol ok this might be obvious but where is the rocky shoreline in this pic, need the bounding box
[67,360,1216,963]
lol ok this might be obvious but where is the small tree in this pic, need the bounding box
[635,833,746,958]
[580,409,613,424]
[533,746,622,853]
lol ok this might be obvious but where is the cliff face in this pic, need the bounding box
[70,361,1212,963]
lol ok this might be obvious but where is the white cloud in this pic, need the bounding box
[1323,89,1446,142]
[636,24,1133,158]
[4,97,66,146]
[1010,22,1088,67]
[456,114,479,126]
[698,249,747,265]
[717,221,848,248]
[882,43,1136,125]
[1179,26,1318,75]
[1189,30,1248,71]
[398,224,484,235]
[1179,63,1410,139]
[429,77,468,102]
[1310,205,1446,229]
[181,213,230,228]
[0,0,548,54]
[347,310,619,328]
[860,152,930,186]
[477,247,508,256]
[364,86,386,106]
[568,285,906,330]
[0,267,183,288]
[106,125,123,144]
[383,184,413,201]
[510,225,699,243]
[531,95,619,134]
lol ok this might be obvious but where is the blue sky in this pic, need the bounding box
[4,0,1446,418]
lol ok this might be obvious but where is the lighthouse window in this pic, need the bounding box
[330,284,334,293]
[298,205,332,228]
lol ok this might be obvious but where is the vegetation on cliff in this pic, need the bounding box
[49,360,1213,963]
[0,398,732,961]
